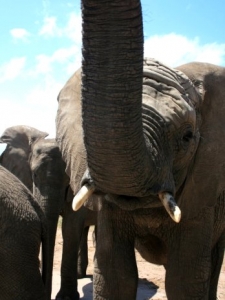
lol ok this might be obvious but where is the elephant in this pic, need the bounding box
[0,165,48,299]
[0,125,48,191]
[55,1,225,300]
[30,137,97,300]
[0,125,96,300]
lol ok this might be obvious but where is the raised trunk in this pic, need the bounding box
[82,0,154,197]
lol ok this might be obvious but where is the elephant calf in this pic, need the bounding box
[31,137,97,300]
[0,165,48,300]
[0,125,97,300]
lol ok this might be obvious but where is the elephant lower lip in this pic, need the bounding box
[146,198,163,208]
[104,193,163,211]
[73,181,174,211]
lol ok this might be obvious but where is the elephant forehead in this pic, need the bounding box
[31,141,63,169]
[142,88,196,130]
[142,58,200,130]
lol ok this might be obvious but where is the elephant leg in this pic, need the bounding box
[77,226,89,278]
[94,201,138,300]
[56,203,87,300]
[165,208,214,300]
[44,212,59,299]
[209,230,225,300]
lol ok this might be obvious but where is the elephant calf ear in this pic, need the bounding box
[0,125,48,149]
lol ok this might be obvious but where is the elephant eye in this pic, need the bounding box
[182,130,193,143]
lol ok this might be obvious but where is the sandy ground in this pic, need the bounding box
[51,225,225,300]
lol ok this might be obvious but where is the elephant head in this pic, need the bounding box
[30,138,69,298]
[0,125,48,191]
[57,1,225,224]
[57,1,207,221]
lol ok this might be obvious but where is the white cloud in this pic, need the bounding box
[31,45,81,78]
[10,28,31,41]
[64,13,82,42]
[144,33,225,67]
[39,16,59,36]
[34,11,82,77]
[0,78,62,145]
[66,54,82,75]
[51,46,77,63]
[38,12,81,44]
[33,54,52,75]
[0,57,26,83]
[25,78,62,108]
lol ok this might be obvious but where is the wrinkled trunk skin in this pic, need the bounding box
[82,0,156,197]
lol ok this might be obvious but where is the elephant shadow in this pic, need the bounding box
[78,277,158,299]
[137,278,158,299]
[79,276,93,300]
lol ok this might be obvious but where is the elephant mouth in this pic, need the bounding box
[72,182,181,223]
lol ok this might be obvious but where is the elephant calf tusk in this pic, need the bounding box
[72,183,95,211]
[158,192,181,223]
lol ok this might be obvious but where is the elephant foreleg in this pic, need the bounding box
[94,201,138,300]
[56,202,86,300]
[165,207,214,300]
[209,230,225,300]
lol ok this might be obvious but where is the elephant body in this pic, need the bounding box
[57,61,225,299]
[56,1,225,299]
[0,165,47,299]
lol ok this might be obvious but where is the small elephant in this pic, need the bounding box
[0,165,48,300]
[30,137,97,300]
[0,125,96,300]
[56,1,225,299]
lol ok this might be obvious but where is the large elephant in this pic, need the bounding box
[0,165,48,299]
[56,1,225,300]
[0,125,96,300]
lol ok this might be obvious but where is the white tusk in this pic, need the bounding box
[158,192,181,223]
[72,183,95,211]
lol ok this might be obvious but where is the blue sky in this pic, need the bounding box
[1,0,225,153]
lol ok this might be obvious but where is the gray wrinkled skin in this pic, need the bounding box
[0,165,47,300]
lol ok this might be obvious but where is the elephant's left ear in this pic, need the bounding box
[28,129,49,146]
[176,62,225,219]
[175,65,204,110]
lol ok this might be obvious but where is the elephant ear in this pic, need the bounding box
[176,62,225,219]
[0,125,48,191]
[56,69,88,196]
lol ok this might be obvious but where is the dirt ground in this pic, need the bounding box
[51,225,225,300]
